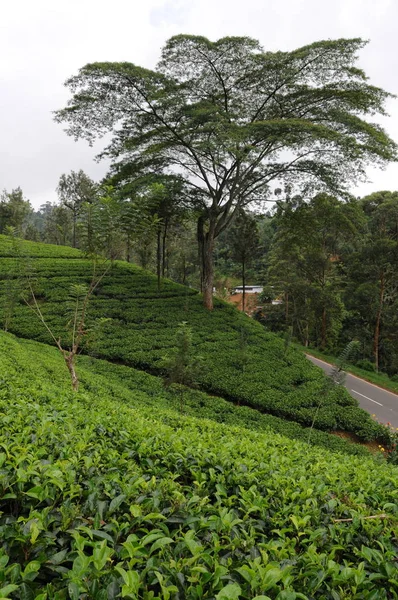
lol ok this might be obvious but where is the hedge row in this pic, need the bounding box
[0,235,81,258]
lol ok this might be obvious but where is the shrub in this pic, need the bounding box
[356,358,377,372]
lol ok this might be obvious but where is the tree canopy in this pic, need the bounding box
[55,35,397,308]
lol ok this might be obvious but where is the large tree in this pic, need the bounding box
[344,191,398,371]
[57,170,97,248]
[268,194,364,349]
[55,35,396,309]
[0,188,32,235]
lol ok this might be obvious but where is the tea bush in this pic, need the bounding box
[0,236,81,258]
[0,332,397,599]
[0,236,387,442]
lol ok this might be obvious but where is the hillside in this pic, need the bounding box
[0,234,388,442]
[0,331,397,598]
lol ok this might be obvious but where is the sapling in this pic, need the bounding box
[237,327,249,373]
[308,341,360,444]
[162,322,202,412]
[283,326,293,357]
[24,261,109,391]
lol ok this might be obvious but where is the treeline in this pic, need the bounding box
[0,172,202,286]
[1,178,397,376]
[252,191,398,377]
[0,172,270,295]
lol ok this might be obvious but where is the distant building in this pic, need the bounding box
[232,285,263,295]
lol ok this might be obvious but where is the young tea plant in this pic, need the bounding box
[24,261,109,391]
[162,322,203,412]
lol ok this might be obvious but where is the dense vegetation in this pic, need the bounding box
[54,36,397,310]
[259,192,398,375]
[0,331,397,598]
[0,235,389,443]
[2,187,398,380]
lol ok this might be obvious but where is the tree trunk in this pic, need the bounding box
[374,271,385,372]
[166,248,170,278]
[182,253,186,285]
[321,306,327,350]
[156,226,161,292]
[242,258,246,312]
[285,292,289,323]
[198,217,215,310]
[202,238,215,310]
[72,210,77,249]
[87,205,92,252]
[197,217,204,293]
[162,219,168,277]
[126,233,131,263]
[64,352,79,392]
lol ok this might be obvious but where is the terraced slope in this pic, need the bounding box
[0,331,397,599]
[0,235,386,441]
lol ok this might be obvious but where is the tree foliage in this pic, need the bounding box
[228,209,260,311]
[0,188,33,235]
[57,170,97,248]
[268,193,364,349]
[55,35,397,308]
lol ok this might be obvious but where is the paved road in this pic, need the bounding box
[307,355,398,428]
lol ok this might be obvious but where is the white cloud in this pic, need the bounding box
[1,0,397,207]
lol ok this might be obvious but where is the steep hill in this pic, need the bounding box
[0,331,397,598]
[0,235,387,442]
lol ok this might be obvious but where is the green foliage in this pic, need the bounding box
[0,235,388,442]
[268,194,364,350]
[228,210,260,311]
[356,359,377,373]
[0,188,33,236]
[330,340,360,387]
[0,331,397,597]
[81,353,369,457]
[343,191,398,372]
[265,191,398,378]
[308,341,361,445]
[0,234,81,258]
[55,35,397,309]
[1,230,26,332]
[283,327,293,358]
[236,327,250,372]
[57,169,97,248]
[162,322,201,411]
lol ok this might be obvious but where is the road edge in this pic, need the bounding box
[305,351,398,397]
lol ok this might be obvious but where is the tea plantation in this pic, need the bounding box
[0,235,387,442]
[0,331,397,599]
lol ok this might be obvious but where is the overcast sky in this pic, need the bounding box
[1,0,398,208]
